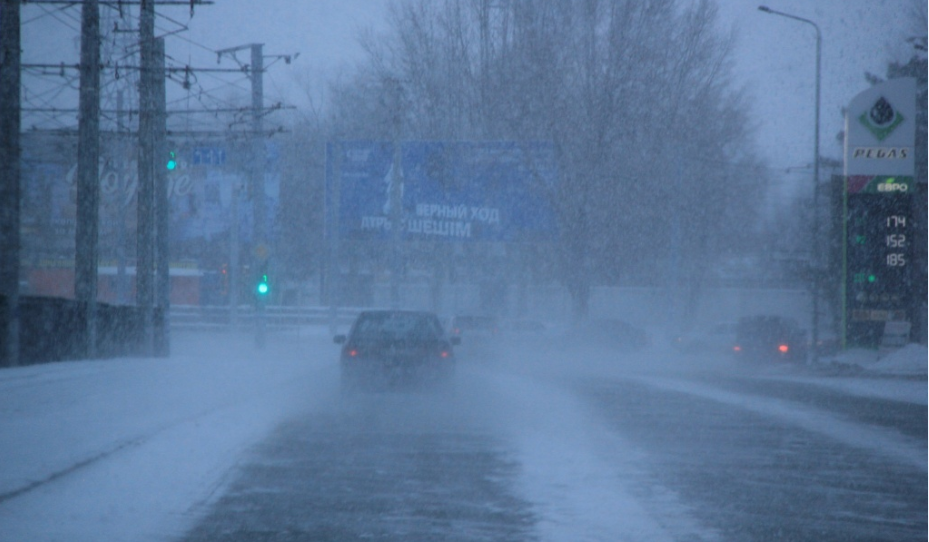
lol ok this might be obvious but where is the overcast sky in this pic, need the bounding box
[20,0,924,183]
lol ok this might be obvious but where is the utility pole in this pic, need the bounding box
[251,44,267,348]
[388,78,404,309]
[137,0,155,355]
[116,89,130,305]
[758,5,822,360]
[326,142,341,336]
[154,36,169,356]
[75,0,101,357]
[250,44,265,249]
[0,0,22,367]
[215,43,269,346]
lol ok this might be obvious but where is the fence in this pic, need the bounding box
[1,295,164,365]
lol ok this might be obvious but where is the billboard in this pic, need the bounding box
[843,78,916,348]
[20,132,281,270]
[326,141,558,243]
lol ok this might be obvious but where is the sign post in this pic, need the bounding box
[843,78,916,349]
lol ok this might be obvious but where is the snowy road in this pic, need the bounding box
[0,330,924,541]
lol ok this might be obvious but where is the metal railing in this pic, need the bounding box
[169,305,362,331]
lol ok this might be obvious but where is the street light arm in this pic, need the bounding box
[758,5,821,38]
[758,5,823,362]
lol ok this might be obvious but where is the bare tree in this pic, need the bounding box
[323,0,767,319]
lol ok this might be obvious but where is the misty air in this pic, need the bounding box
[0,1,925,541]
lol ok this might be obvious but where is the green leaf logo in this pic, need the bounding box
[858,96,904,141]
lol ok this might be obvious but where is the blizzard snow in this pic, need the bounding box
[0,327,924,541]
[0,330,332,542]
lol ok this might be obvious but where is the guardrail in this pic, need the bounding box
[1,295,165,365]
[169,305,363,331]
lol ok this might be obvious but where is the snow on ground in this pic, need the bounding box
[635,374,926,472]
[867,343,928,376]
[0,324,923,542]
[0,329,338,542]
[458,366,722,542]
[814,343,928,377]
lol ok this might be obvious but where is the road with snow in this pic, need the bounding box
[0,330,925,542]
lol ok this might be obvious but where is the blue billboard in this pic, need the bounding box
[326,141,558,242]
[19,132,281,264]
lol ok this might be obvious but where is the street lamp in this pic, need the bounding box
[758,5,822,362]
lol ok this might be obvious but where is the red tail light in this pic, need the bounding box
[347,348,358,357]
[778,344,789,353]
[733,345,741,352]
[440,350,450,358]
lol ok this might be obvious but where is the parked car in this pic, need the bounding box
[732,315,808,362]
[568,318,650,351]
[335,310,459,392]
[501,319,548,335]
[673,321,738,354]
[448,314,500,338]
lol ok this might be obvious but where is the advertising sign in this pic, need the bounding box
[326,141,558,243]
[845,77,916,178]
[20,132,280,271]
[843,78,916,348]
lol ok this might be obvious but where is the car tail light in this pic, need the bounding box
[440,350,450,358]
[733,345,741,352]
[778,344,789,353]
[347,348,358,357]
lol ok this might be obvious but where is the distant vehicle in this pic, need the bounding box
[673,322,738,354]
[501,319,548,335]
[569,318,650,351]
[448,314,500,338]
[334,310,459,393]
[732,315,808,362]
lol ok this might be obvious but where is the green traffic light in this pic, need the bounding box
[166,151,177,170]
[257,274,269,295]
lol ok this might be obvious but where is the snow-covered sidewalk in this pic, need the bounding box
[0,327,923,542]
[814,343,929,378]
[0,329,338,542]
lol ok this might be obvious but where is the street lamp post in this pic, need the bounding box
[759,5,822,362]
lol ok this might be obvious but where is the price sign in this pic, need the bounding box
[845,191,913,347]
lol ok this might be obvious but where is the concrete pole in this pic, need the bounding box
[0,0,22,367]
[250,44,267,348]
[116,90,129,305]
[327,142,341,337]
[76,0,101,358]
[251,44,265,247]
[388,79,404,309]
[154,37,170,356]
[137,0,155,355]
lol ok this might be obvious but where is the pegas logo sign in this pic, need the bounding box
[858,96,904,141]
[845,78,916,178]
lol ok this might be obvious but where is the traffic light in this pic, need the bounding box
[257,274,270,296]
[166,150,177,171]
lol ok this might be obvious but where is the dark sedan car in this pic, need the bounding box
[733,315,808,362]
[569,318,650,351]
[335,310,459,392]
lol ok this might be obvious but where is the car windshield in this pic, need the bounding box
[453,316,496,330]
[738,317,799,340]
[7,2,926,541]
[352,312,442,342]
